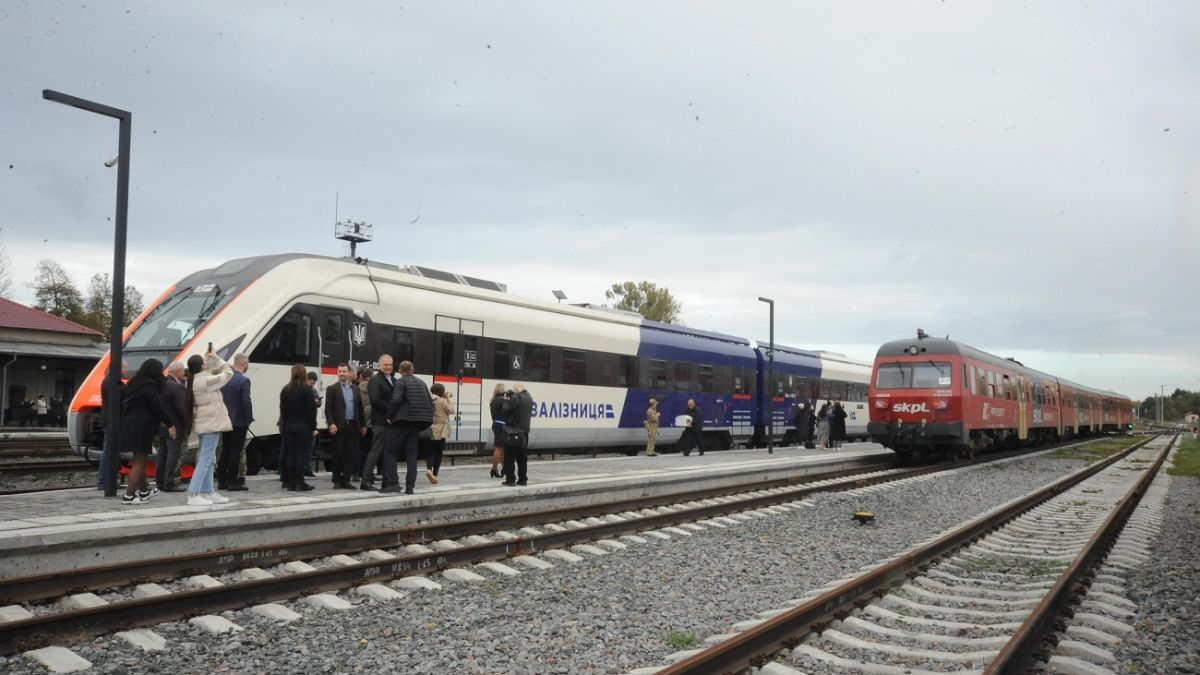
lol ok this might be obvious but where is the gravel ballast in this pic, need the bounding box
[0,449,1156,674]
[1110,473,1200,674]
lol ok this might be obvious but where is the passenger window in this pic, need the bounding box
[525,345,550,382]
[969,365,977,396]
[698,365,714,392]
[322,311,344,343]
[646,360,667,389]
[393,329,414,364]
[494,341,510,379]
[620,355,638,388]
[673,362,693,391]
[562,349,586,385]
[250,310,313,364]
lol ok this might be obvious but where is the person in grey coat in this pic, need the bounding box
[382,360,434,494]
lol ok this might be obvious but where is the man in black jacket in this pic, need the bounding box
[501,385,533,486]
[361,355,395,490]
[156,362,187,492]
[325,363,367,489]
[383,360,434,494]
[680,399,704,456]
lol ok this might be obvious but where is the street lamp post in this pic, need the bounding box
[43,89,131,498]
[758,297,774,454]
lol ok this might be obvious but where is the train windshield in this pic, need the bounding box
[875,361,953,389]
[125,283,240,350]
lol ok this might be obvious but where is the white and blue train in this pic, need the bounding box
[68,254,870,469]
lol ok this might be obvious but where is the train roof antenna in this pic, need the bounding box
[916,328,928,339]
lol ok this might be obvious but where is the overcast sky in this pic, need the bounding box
[2,1,1197,401]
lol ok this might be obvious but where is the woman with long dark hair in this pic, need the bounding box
[279,363,317,491]
[120,358,174,505]
[185,351,234,506]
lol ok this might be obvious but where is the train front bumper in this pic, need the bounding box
[868,420,964,448]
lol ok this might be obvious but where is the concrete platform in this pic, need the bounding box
[0,443,891,578]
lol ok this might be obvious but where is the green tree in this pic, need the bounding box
[123,285,145,327]
[30,259,84,323]
[605,281,682,324]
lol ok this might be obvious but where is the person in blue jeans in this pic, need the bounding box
[184,351,234,506]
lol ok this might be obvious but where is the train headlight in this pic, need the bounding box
[874,399,887,409]
[933,400,949,410]
[907,346,919,355]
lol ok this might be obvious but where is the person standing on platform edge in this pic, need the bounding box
[644,398,660,456]
[680,398,704,456]
[280,364,318,492]
[501,384,533,486]
[156,362,188,492]
[120,359,174,505]
[361,355,395,490]
[217,353,253,491]
[427,382,454,484]
[325,363,367,489]
[185,351,235,506]
[97,360,128,490]
[488,383,507,478]
[816,402,831,449]
[383,360,434,494]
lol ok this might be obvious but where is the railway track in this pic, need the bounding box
[649,433,1173,674]
[0,460,90,475]
[0,447,1055,656]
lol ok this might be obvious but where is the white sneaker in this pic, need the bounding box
[187,494,213,506]
[209,492,230,504]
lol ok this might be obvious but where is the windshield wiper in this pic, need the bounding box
[182,285,222,337]
[928,360,945,374]
[141,287,192,322]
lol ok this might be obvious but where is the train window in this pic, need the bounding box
[962,366,968,391]
[698,365,714,392]
[819,378,832,399]
[561,349,586,385]
[393,330,415,364]
[986,371,996,398]
[525,345,550,382]
[250,310,313,364]
[620,355,638,388]
[437,333,455,375]
[126,283,242,350]
[673,362,693,391]
[493,341,510,379]
[321,311,344,344]
[645,360,667,389]
[796,376,807,398]
[969,365,978,395]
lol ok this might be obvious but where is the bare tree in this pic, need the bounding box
[30,259,85,323]
[0,234,12,298]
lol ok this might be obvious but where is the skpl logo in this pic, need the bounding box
[892,402,930,414]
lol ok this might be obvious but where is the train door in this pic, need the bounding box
[1016,375,1028,440]
[434,316,484,445]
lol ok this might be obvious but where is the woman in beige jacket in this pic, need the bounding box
[184,351,234,506]
[426,382,455,484]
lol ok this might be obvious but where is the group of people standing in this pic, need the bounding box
[643,398,705,456]
[795,400,849,449]
[108,349,539,506]
[7,395,65,427]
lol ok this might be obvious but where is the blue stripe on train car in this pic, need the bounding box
[754,343,822,429]
[619,320,758,434]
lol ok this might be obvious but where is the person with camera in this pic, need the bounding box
[500,384,533,486]
[382,360,434,494]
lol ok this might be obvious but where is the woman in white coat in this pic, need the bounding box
[184,351,234,506]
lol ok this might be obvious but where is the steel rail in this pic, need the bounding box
[0,460,901,604]
[0,457,978,654]
[0,460,90,474]
[655,435,1161,675]
[984,435,1175,673]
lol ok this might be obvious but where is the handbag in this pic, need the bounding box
[418,427,433,440]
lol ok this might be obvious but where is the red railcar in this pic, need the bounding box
[867,334,1131,462]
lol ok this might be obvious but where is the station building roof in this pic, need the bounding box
[0,297,101,337]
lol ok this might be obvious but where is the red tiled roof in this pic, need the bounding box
[0,297,101,336]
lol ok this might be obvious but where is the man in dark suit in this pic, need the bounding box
[217,353,254,491]
[501,385,534,486]
[325,362,367,489]
[156,361,188,492]
[361,354,395,490]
